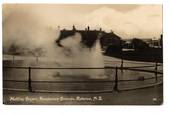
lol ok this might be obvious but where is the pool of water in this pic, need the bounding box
[3,55,163,92]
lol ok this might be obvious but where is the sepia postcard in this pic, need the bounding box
[2,4,163,105]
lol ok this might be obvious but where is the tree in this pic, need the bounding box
[131,38,149,51]
[31,47,45,57]
[8,44,20,55]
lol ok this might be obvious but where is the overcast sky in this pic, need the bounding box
[3,4,162,39]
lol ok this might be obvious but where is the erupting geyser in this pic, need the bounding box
[3,7,107,79]
[56,31,106,79]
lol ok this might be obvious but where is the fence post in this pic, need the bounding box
[28,67,32,92]
[155,61,158,82]
[12,55,14,64]
[121,58,123,73]
[114,67,119,92]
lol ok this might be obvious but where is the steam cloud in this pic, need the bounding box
[3,6,106,79]
[3,9,59,57]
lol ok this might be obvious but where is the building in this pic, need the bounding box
[56,25,122,50]
[122,36,162,49]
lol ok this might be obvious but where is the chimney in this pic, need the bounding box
[110,30,114,33]
[72,25,76,31]
[87,26,90,31]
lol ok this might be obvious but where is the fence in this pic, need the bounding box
[3,62,163,93]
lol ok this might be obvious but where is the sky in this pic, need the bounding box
[3,4,162,39]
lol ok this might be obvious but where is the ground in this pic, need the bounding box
[3,84,163,105]
[3,55,163,105]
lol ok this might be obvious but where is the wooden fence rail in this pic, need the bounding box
[3,63,163,93]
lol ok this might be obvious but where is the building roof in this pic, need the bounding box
[56,26,121,48]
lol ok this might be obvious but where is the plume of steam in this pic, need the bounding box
[3,5,106,79]
[3,7,60,57]
[57,33,106,78]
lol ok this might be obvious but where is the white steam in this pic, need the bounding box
[3,7,106,79]
[3,9,59,57]
[58,33,106,78]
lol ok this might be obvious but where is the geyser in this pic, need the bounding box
[56,31,106,79]
[3,6,107,79]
